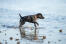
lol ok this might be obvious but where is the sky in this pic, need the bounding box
[0,0,66,15]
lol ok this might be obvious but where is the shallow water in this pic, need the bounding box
[0,9,66,44]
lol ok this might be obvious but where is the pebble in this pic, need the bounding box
[59,29,62,32]
[10,37,13,40]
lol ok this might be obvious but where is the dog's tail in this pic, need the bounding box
[19,13,22,18]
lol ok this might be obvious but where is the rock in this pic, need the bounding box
[59,29,62,32]
[15,39,19,41]
[43,36,46,39]
[48,41,50,44]
[34,36,38,40]
[17,41,20,44]
[16,34,18,36]
[5,33,7,36]
[0,31,1,33]
[0,42,2,44]
[58,39,61,42]
[10,37,13,40]
[5,41,7,44]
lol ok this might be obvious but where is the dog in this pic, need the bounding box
[19,13,44,28]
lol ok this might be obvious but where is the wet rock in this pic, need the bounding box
[0,42,2,44]
[54,42,56,44]
[5,41,7,44]
[16,34,18,36]
[59,29,62,32]
[43,36,46,39]
[17,41,20,44]
[34,36,38,40]
[48,41,50,44]
[15,39,19,41]
[5,33,7,36]
[10,37,13,40]
[0,31,1,33]
[58,39,61,42]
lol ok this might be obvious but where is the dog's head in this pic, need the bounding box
[36,13,44,19]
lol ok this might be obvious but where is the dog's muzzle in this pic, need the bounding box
[40,17,45,19]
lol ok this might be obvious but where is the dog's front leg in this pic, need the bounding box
[34,23,36,28]
[33,22,39,28]
[36,22,39,26]
[34,22,39,26]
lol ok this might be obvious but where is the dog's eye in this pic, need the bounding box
[39,15,41,17]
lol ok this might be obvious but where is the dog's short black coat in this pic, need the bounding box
[19,13,44,28]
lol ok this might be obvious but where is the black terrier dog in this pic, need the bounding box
[19,13,44,28]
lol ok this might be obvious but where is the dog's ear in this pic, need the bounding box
[37,13,42,15]
[36,13,42,17]
[19,13,22,18]
[36,13,44,19]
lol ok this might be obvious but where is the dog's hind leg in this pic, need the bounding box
[19,25,25,39]
[19,22,26,38]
